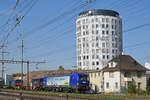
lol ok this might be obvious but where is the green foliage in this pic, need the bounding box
[58,66,64,70]
[12,73,25,77]
[126,83,137,95]
[146,86,150,94]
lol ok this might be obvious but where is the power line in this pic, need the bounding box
[20,0,97,38]
[123,22,150,33]
[8,0,97,52]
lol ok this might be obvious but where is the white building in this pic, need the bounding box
[103,55,147,93]
[76,9,122,70]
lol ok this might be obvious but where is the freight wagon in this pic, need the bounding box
[32,78,43,90]
[42,73,89,92]
[11,80,23,89]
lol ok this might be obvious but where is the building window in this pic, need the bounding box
[112,56,115,58]
[102,30,105,34]
[112,19,114,23]
[83,56,86,60]
[137,71,142,78]
[106,82,109,88]
[83,25,85,29]
[102,49,105,53]
[83,31,85,35]
[96,24,99,28]
[102,24,105,28]
[96,36,99,40]
[86,19,88,23]
[92,18,94,22]
[109,72,114,78]
[102,43,105,47]
[106,24,109,28]
[96,61,99,65]
[96,43,99,47]
[106,49,109,53]
[95,18,98,22]
[106,18,109,22]
[112,49,115,54]
[96,55,99,59]
[102,55,105,59]
[96,30,99,34]
[102,18,105,22]
[92,30,94,34]
[86,31,89,35]
[92,62,95,65]
[92,55,95,59]
[115,82,118,89]
[124,72,131,78]
[138,82,141,89]
[112,25,114,29]
[112,31,114,35]
[87,56,89,59]
[92,24,94,28]
[106,30,109,34]
[107,55,109,59]
[96,49,99,53]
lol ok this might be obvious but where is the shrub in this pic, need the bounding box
[126,83,137,95]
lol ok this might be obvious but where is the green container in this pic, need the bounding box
[0,81,4,86]
[5,81,11,86]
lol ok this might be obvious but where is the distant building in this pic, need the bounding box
[88,70,103,93]
[76,9,122,70]
[145,62,150,70]
[145,62,150,86]
[102,55,147,92]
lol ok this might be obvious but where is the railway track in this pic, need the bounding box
[0,90,150,100]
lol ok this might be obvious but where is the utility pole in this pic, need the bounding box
[21,40,24,87]
[0,45,8,79]
[27,61,29,90]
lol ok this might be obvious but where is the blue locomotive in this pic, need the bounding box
[32,73,89,92]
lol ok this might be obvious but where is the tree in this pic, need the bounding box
[12,73,25,77]
[58,66,64,70]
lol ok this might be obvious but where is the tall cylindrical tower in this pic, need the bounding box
[76,9,122,70]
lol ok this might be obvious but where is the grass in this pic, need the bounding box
[0,89,149,100]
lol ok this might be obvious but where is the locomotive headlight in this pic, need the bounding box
[77,82,79,86]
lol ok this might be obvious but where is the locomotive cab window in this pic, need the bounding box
[70,76,74,80]
[79,75,88,81]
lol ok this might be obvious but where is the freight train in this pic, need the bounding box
[0,72,90,92]
[32,72,90,92]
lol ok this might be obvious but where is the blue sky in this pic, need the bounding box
[0,0,150,75]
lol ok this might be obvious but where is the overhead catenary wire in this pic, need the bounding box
[19,0,97,38]
[1,0,38,46]
[8,0,97,52]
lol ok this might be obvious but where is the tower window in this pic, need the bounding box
[102,55,105,59]
[96,24,99,28]
[96,61,99,65]
[106,24,109,28]
[92,62,95,65]
[96,30,99,34]
[106,31,109,35]
[102,30,105,34]
[96,36,99,41]
[102,24,105,28]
